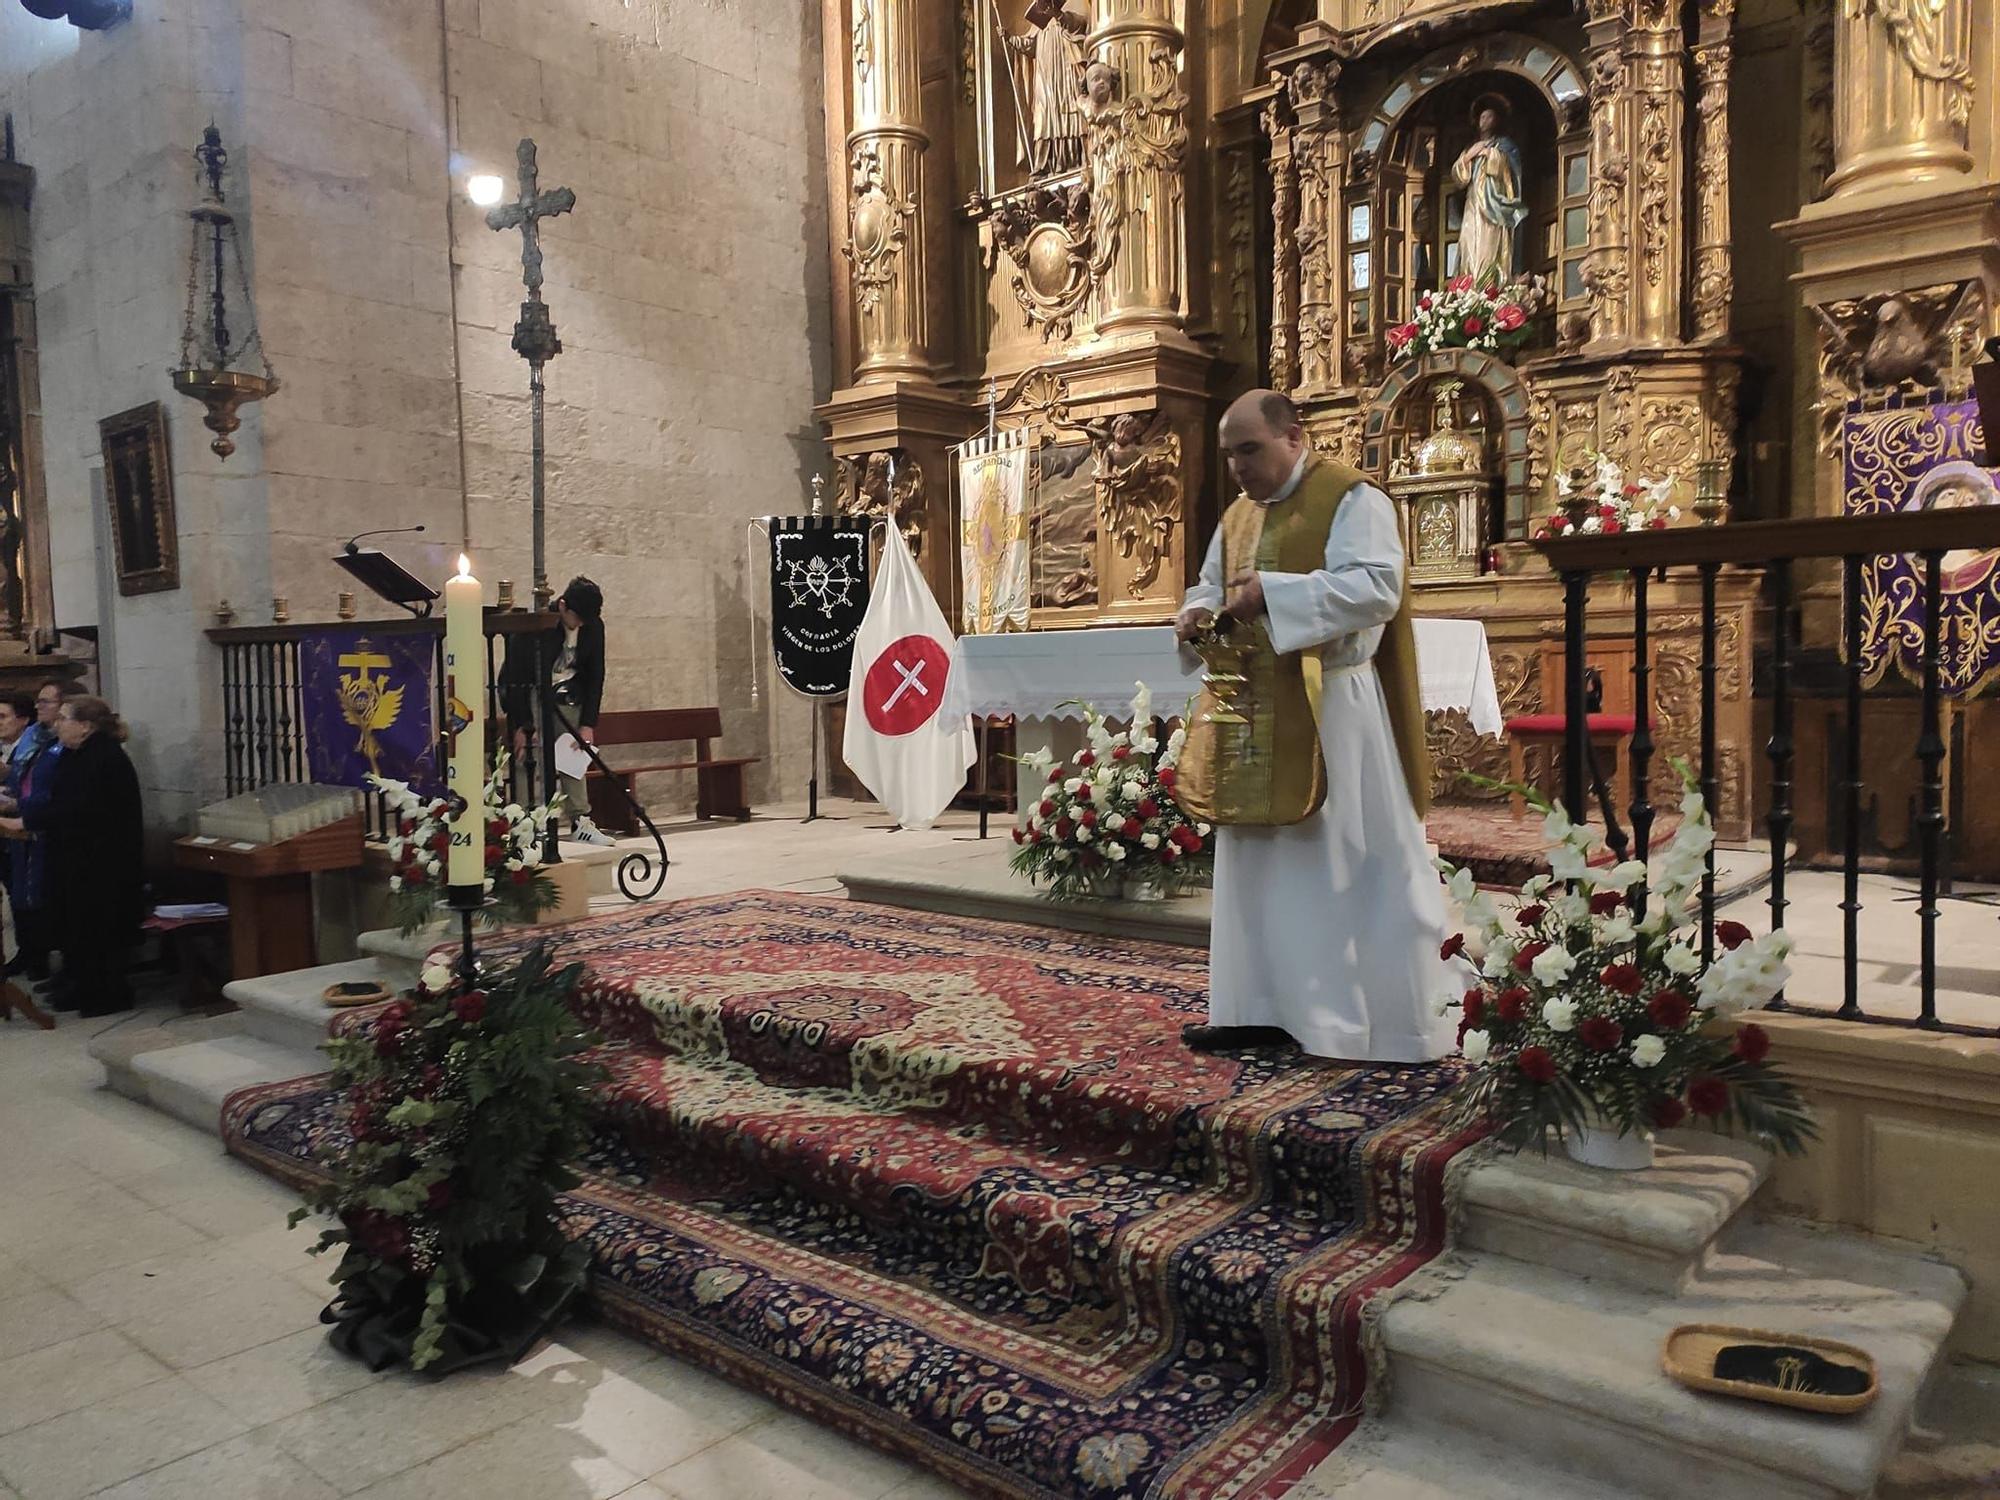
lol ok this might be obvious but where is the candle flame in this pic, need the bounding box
[456,553,472,578]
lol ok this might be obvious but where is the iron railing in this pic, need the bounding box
[1537,507,2000,1036]
[207,613,670,901]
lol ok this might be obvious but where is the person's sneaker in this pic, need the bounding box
[570,819,617,847]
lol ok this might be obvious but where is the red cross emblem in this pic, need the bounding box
[862,635,950,736]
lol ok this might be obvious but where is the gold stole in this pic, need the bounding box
[1176,459,1433,825]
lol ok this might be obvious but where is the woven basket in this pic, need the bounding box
[322,980,392,1009]
[1662,1324,1878,1415]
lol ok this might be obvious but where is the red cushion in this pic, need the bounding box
[1504,713,1649,736]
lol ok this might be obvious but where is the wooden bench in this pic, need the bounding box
[582,708,757,833]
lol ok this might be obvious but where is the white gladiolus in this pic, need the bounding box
[1461,1029,1493,1064]
[1599,914,1637,946]
[1631,1034,1666,1068]
[1076,824,1094,843]
[1521,874,1554,900]
[1542,997,1578,1032]
[1531,945,1578,986]
[1541,806,1573,845]
[388,875,404,892]
[1065,777,1084,795]
[1553,893,1591,928]
[420,961,452,993]
[423,857,441,878]
[1599,859,1647,892]
[1663,942,1700,975]
[1447,866,1479,906]
[1548,845,1590,883]
[1141,832,1161,850]
[1106,843,1127,861]
[1482,941,1517,979]
[522,847,542,869]
[1124,779,1146,803]
[504,803,524,821]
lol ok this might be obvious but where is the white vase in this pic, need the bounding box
[1122,873,1167,903]
[1563,1112,1656,1171]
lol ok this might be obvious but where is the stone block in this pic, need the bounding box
[444,33,544,121]
[240,22,294,94]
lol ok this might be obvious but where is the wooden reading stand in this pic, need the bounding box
[172,814,365,980]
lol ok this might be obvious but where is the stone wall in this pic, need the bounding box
[0,0,831,839]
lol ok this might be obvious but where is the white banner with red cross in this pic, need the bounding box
[841,525,975,829]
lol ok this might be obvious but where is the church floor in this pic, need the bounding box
[2,800,1997,1499]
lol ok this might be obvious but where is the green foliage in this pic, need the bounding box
[294,944,603,1372]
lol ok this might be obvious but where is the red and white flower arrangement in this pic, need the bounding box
[1009,681,1212,900]
[1386,273,1545,362]
[372,751,560,935]
[1536,452,1681,539]
[1438,776,1814,1155]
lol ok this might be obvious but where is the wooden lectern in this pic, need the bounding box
[173,815,365,980]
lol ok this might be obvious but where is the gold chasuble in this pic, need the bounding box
[1179,459,1431,825]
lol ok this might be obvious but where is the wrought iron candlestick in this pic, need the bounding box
[483,139,575,613]
[171,126,277,461]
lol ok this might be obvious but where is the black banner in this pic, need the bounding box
[769,516,871,697]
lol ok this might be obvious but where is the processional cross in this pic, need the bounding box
[484,138,576,611]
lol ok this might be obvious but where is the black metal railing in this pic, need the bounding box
[1537,507,2000,1036]
[212,612,560,844]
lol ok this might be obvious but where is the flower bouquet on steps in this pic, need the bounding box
[1438,775,1814,1160]
[288,945,604,1374]
[1009,681,1213,901]
[372,750,560,937]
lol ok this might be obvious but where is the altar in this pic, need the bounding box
[948,620,1504,822]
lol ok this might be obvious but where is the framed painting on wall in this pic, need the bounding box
[98,401,178,596]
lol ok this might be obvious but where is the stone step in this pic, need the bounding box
[356,925,444,974]
[838,855,1209,947]
[1380,1218,1967,1500]
[121,1035,326,1139]
[224,957,402,1054]
[1298,1424,1619,1500]
[1455,1130,1771,1293]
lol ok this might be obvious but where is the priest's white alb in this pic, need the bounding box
[841,526,975,830]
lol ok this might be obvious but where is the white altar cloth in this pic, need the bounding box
[946,619,1502,731]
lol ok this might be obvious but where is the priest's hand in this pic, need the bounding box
[1175,607,1215,643]
[1223,572,1266,622]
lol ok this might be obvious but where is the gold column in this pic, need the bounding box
[1826,0,1974,197]
[1689,20,1733,344]
[1625,3,1686,347]
[1262,87,1299,392]
[1088,0,1190,336]
[845,0,932,382]
[1288,59,1346,397]
[1582,12,1632,351]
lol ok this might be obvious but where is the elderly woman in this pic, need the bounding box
[1,695,144,1016]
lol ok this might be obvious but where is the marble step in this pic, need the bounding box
[115,1034,326,1139]
[837,856,1209,948]
[225,957,403,1054]
[1379,1218,1967,1500]
[1298,1424,1620,1500]
[1455,1131,1771,1293]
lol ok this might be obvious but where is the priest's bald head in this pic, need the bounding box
[1220,388,1308,503]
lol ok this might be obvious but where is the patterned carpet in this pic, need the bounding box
[223,893,1481,1500]
[1427,803,1681,887]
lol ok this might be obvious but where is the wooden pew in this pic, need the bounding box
[582,708,757,832]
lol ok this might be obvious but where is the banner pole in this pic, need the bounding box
[805,699,821,825]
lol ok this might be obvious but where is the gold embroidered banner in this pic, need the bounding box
[1842,396,2000,697]
[957,428,1031,635]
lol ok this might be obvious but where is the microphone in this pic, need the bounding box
[344,525,426,556]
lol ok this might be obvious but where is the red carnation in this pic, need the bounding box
[488,817,509,839]
[1517,1045,1557,1083]
[1440,932,1467,961]
[1462,315,1485,335]
[1578,1015,1624,1053]
[1160,844,1181,863]
[1158,767,1178,789]
[452,989,487,1024]
[431,833,449,854]
[1516,904,1545,927]
[1123,817,1143,839]
[1649,1096,1688,1129]
[485,842,504,864]
[1075,784,1093,802]
[1495,985,1531,1022]
[511,867,531,885]
[1602,519,1624,534]
[1599,962,1644,997]
[1649,516,1669,530]
[1077,749,1096,768]
[1011,827,1025,845]
[1111,745,1130,760]
[1598,503,1619,518]
[1137,798,1159,819]
[1647,989,1692,1029]
[1687,1075,1730,1117]
[1590,890,1625,916]
[1079,809,1097,829]
[1049,766,1065,784]
[1462,988,1486,1027]
[1039,799,1055,817]
[1513,939,1549,973]
[1055,818,1074,840]
[1734,1022,1772,1064]
[1623,483,1643,498]
[1183,832,1204,854]
[426,1180,453,1211]
[1716,920,1753,950]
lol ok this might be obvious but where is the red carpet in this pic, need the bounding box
[1427,803,1680,887]
[224,892,1480,1499]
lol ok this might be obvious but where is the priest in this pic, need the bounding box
[1175,390,1459,1063]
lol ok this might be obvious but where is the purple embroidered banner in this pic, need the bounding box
[1841,397,2000,697]
[300,628,439,790]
